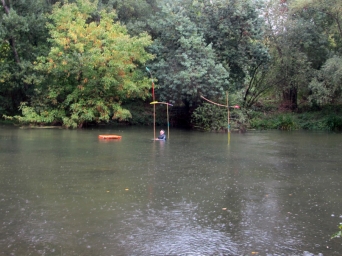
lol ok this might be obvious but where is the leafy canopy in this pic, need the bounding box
[0,0,50,115]
[148,1,230,107]
[13,0,153,127]
[147,0,269,107]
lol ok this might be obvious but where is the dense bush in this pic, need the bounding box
[249,113,298,130]
[249,104,342,131]
[325,115,342,131]
[275,114,298,130]
[191,103,245,132]
[191,103,227,132]
[122,100,167,126]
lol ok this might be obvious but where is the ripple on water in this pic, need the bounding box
[114,203,240,255]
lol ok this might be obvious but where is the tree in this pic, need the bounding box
[147,0,269,107]
[98,0,159,36]
[9,0,153,128]
[194,0,270,92]
[149,2,229,107]
[242,60,272,108]
[290,0,342,106]
[290,0,342,54]
[309,56,342,105]
[0,0,50,115]
[262,0,322,110]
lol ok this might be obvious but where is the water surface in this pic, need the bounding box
[0,126,342,255]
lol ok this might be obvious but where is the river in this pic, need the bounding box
[0,125,341,255]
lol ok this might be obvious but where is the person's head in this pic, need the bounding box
[160,130,165,135]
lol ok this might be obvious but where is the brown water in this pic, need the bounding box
[0,126,341,255]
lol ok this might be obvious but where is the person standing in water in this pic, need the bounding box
[156,129,166,140]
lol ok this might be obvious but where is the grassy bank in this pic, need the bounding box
[248,105,342,131]
[0,119,18,126]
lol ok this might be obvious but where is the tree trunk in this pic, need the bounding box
[281,87,297,111]
[1,0,20,63]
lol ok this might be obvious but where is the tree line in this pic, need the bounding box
[1,0,341,129]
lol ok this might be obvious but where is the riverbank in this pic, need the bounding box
[2,104,342,132]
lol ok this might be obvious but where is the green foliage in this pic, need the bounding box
[191,102,244,132]
[263,0,329,110]
[11,0,153,128]
[2,0,342,129]
[99,0,159,36]
[249,117,269,130]
[0,41,10,62]
[243,63,273,108]
[191,103,227,131]
[248,104,342,131]
[331,223,342,239]
[309,56,342,105]
[0,0,50,115]
[149,4,229,106]
[291,0,342,54]
[302,105,342,131]
[250,113,298,130]
[296,112,328,130]
[4,102,64,125]
[0,42,13,115]
[275,114,298,130]
[121,100,153,125]
[265,31,314,110]
[325,115,342,131]
[148,0,268,106]
[196,0,269,90]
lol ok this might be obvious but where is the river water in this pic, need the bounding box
[0,125,341,256]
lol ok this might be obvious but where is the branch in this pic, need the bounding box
[1,0,10,14]
[200,95,227,107]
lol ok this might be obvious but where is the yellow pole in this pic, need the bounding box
[153,81,156,140]
[147,67,156,140]
[227,91,230,144]
[153,104,156,140]
[150,101,173,140]
[167,103,169,139]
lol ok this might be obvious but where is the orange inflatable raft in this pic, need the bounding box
[98,135,122,140]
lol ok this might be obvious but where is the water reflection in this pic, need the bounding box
[0,127,342,255]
